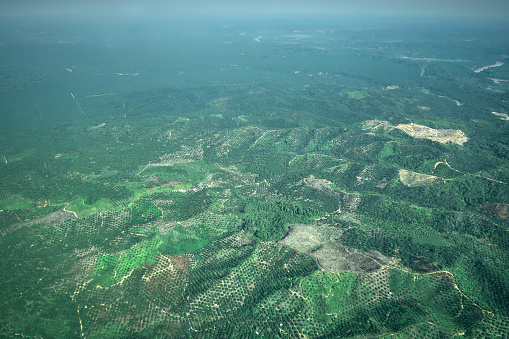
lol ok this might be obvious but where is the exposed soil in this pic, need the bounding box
[303,175,340,197]
[399,169,445,187]
[279,224,389,273]
[478,203,509,220]
[395,123,468,145]
[22,207,76,227]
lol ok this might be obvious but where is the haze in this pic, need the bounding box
[2,0,509,20]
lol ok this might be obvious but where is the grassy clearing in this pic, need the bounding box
[0,194,34,209]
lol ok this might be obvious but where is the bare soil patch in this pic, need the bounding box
[395,123,468,145]
[279,224,389,273]
[399,169,445,187]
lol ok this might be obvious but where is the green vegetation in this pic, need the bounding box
[378,141,399,163]
[2,104,506,337]
[0,194,34,209]
[0,19,508,339]
[92,238,160,288]
[242,200,324,241]
[67,197,118,217]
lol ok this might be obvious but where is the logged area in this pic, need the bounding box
[0,16,508,338]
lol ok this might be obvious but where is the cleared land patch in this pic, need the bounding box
[395,123,468,145]
[279,224,389,273]
[399,169,445,187]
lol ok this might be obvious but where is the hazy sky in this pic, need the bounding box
[2,0,509,19]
